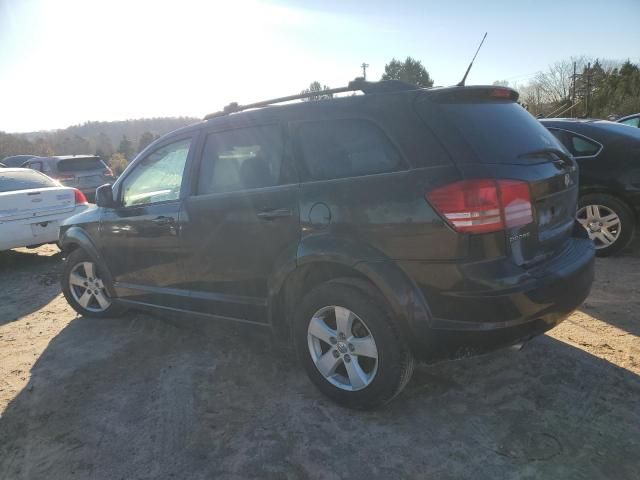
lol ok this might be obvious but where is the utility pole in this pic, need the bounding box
[361,62,369,80]
[571,61,577,118]
[585,62,591,117]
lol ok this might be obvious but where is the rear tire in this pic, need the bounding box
[294,280,414,409]
[577,193,635,257]
[61,249,124,318]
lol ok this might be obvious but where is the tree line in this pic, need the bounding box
[506,58,640,118]
[0,117,198,174]
[3,55,638,172]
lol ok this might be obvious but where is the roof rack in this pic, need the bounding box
[204,78,418,120]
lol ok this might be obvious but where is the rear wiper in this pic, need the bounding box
[519,149,575,168]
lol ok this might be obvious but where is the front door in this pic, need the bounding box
[99,136,194,309]
[181,123,300,323]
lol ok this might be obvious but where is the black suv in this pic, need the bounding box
[59,80,594,409]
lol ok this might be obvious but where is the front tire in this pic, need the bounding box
[577,194,635,257]
[294,280,414,409]
[61,249,124,318]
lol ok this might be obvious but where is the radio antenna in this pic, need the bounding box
[457,32,487,87]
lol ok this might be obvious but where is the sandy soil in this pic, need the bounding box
[0,244,638,479]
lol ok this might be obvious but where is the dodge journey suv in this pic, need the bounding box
[59,79,595,409]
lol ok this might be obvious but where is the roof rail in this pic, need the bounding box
[204,78,418,120]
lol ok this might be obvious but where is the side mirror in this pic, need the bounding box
[96,184,115,208]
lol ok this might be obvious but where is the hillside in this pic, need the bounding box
[1,116,200,161]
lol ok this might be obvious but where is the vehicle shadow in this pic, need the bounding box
[0,246,62,325]
[0,313,638,480]
[576,239,640,337]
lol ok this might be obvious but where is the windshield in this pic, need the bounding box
[0,169,58,192]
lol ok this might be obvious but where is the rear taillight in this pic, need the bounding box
[427,179,533,234]
[74,189,88,205]
[103,167,114,177]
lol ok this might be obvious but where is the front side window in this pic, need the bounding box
[121,138,191,207]
[295,119,403,181]
[197,125,284,195]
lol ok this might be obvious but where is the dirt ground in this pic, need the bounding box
[0,244,639,480]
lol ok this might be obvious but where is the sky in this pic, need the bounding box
[1,0,639,133]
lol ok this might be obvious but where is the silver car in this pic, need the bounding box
[21,155,114,201]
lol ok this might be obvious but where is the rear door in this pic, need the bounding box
[181,122,300,323]
[416,89,579,266]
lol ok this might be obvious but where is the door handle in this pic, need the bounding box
[256,208,292,220]
[152,216,174,226]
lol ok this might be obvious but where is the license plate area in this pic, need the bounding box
[31,220,59,238]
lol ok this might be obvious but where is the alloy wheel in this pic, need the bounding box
[576,204,621,249]
[307,306,379,391]
[68,261,112,312]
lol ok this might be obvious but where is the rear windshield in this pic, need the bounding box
[424,101,562,163]
[57,157,105,172]
[0,169,58,192]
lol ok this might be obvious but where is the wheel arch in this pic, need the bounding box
[270,254,432,354]
[59,227,117,297]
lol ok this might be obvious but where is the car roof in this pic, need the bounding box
[0,167,41,173]
[38,155,101,161]
[541,118,640,143]
[1,154,39,161]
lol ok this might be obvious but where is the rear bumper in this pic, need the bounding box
[400,237,595,360]
[0,205,89,251]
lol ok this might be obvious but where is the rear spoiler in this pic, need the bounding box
[424,86,519,103]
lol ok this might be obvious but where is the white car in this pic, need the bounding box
[0,168,91,251]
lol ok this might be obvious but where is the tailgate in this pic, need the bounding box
[416,88,579,265]
[0,187,76,222]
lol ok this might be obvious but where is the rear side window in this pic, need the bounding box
[620,117,640,128]
[570,136,600,156]
[0,170,58,192]
[549,129,600,157]
[26,160,44,171]
[420,100,561,163]
[197,125,284,194]
[295,119,403,181]
[57,157,105,172]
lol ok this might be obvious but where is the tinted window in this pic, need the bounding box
[197,125,284,194]
[296,119,402,181]
[0,169,58,192]
[121,138,191,207]
[570,135,600,156]
[429,101,561,163]
[58,157,105,172]
[27,161,44,171]
[620,117,640,128]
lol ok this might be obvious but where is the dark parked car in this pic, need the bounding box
[21,155,114,201]
[59,80,594,408]
[617,113,639,128]
[1,154,40,167]
[541,119,640,256]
